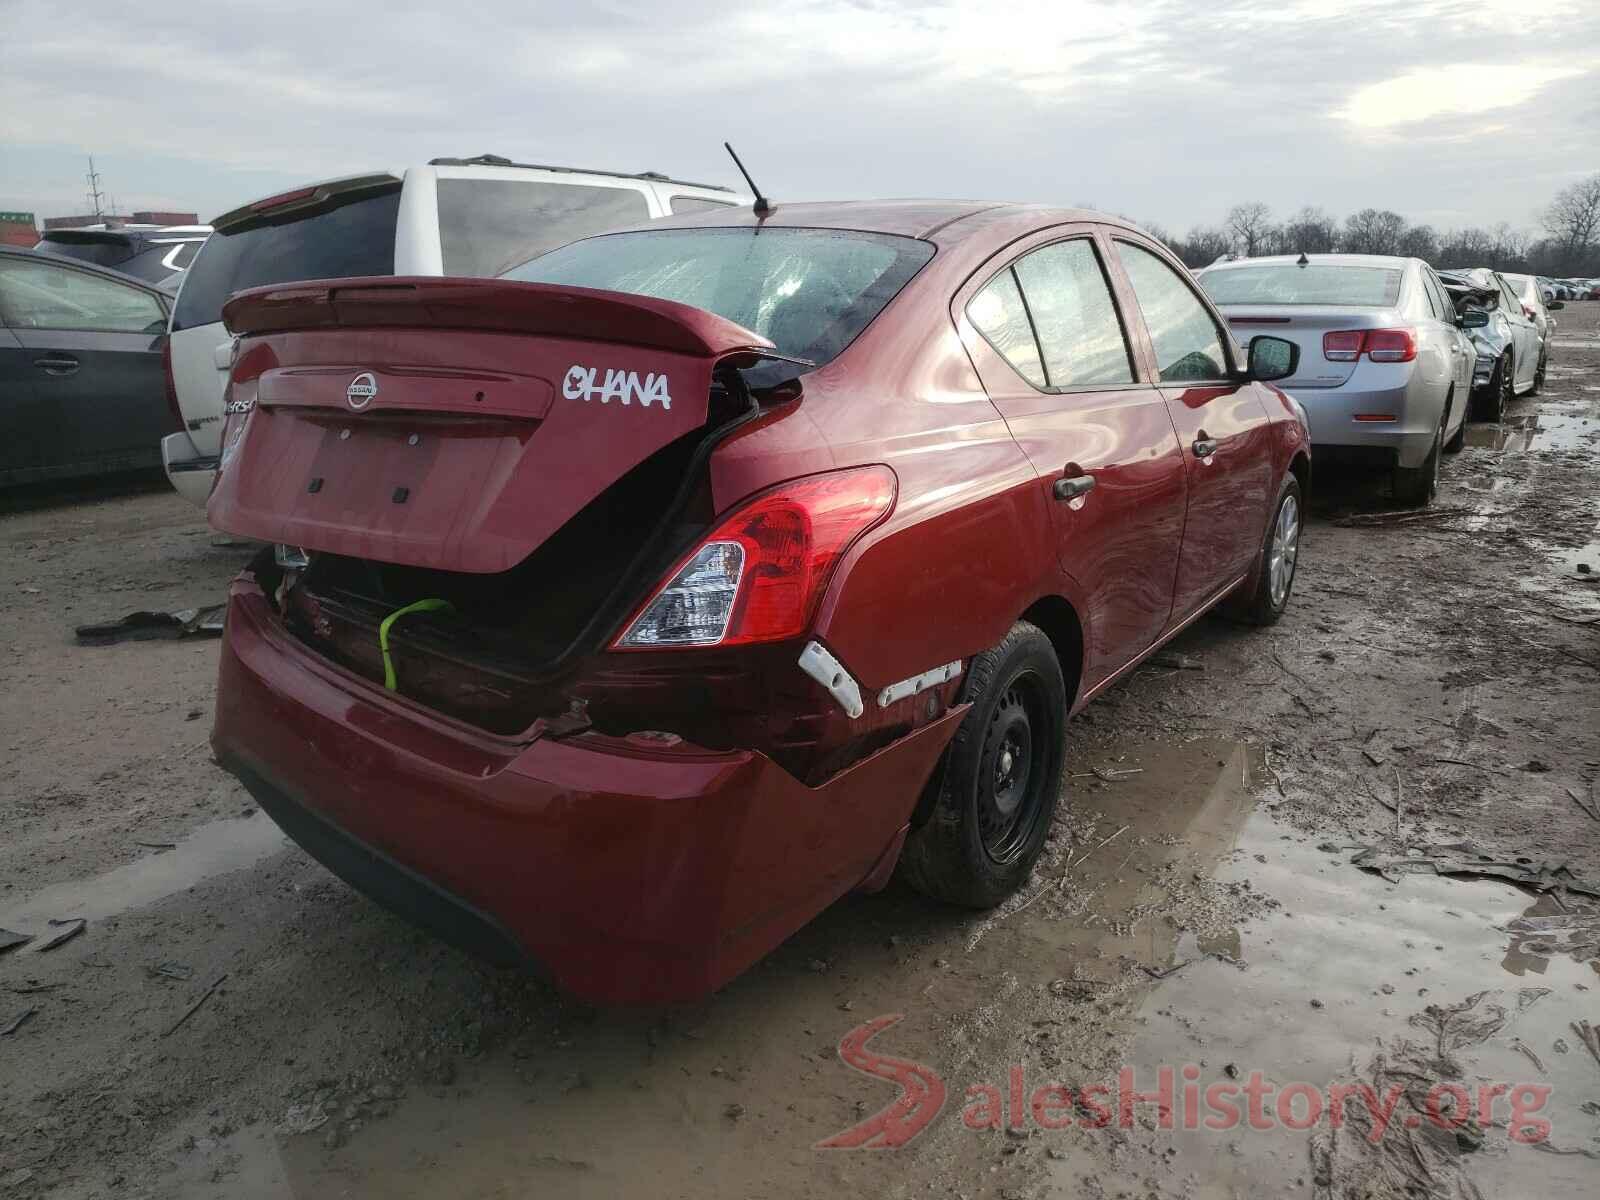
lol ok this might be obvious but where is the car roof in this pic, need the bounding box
[1204,253,1413,271]
[605,199,1147,247]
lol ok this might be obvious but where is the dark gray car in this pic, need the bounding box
[0,247,174,486]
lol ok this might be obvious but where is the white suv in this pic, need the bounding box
[161,155,747,506]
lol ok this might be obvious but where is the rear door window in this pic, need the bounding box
[0,258,165,332]
[1114,242,1229,382]
[1011,240,1133,388]
[437,180,650,277]
[171,187,401,332]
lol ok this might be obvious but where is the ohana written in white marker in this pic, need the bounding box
[562,364,672,410]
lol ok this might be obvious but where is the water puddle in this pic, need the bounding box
[1045,813,1599,1197]
[0,811,287,943]
[1464,408,1599,453]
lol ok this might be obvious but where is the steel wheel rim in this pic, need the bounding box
[1268,493,1300,607]
[976,672,1050,864]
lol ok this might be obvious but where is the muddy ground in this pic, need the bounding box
[3,306,1598,1199]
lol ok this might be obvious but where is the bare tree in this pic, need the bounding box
[1437,227,1496,270]
[1281,207,1338,255]
[1175,225,1234,268]
[1397,224,1438,262]
[1541,173,1600,257]
[1342,209,1409,256]
[1226,202,1275,257]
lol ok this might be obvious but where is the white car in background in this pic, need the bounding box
[161,156,748,506]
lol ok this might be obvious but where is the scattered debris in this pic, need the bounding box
[162,974,227,1037]
[133,839,178,850]
[1511,1039,1547,1073]
[1349,844,1599,899]
[35,918,85,952]
[0,928,30,955]
[1567,780,1600,823]
[1332,505,1469,528]
[145,963,194,982]
[1150,652,1203,670]
[1071,767,1146,782]
[2,1007,38,1037]
[74,603,225,645]
[723,1103,745,1120]
[1573,1020,1600,1070]
[1362,748,1385,767]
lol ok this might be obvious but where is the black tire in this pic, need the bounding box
[1530,350,1546,395]
[1442,388,1465,454]
[1228,472,1303,626]
[899,621,1066,908]
[1392,416,1441,508]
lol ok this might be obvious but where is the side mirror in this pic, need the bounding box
[1548,300,1565,311]
[1458,309,1489,329]
[1247,335,1298,383]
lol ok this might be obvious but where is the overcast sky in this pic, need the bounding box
[1,0,1595,235]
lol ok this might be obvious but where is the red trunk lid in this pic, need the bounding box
[207,278,771,573]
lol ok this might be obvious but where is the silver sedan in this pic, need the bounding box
[1196,253,1475,506]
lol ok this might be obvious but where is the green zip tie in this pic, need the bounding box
[379,598,454,691]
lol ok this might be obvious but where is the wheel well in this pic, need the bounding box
[1020,595,1084,709]
[1289,449,1311,503]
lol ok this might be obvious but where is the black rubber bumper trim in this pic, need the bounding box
[219,750,540,973]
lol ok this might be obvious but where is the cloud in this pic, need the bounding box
[1339,63,1584,129]
[0,0,1596,232]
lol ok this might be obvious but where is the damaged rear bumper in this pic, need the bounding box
[212,579,964,1005]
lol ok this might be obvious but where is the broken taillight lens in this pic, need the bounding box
[614,466,897,649]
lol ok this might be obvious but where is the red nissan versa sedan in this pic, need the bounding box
[206,201,1309,1005]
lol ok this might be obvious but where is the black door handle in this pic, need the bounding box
[1053,474,1096,501]
[1192,436,1219,458]
[35,355,80,376]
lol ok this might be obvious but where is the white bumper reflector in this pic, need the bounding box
[877,660,963,708]
[798,640,864,719]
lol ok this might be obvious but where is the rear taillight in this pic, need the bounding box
[1322,328,1417,364]
[614,466,897,650]
[162,337,184,432]
[1364,328,1417,362]
[1322,331,1364,362]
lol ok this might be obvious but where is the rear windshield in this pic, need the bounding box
[1199,264,1403,307]
[171,187,400,331]
[37,239,132,269]
[437,179,651,277]
[502,227,935,369]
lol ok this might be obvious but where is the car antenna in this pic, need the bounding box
[724,142,772,217]
[1296,252,1310,267]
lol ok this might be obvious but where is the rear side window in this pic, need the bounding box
[1200,264,1403,307]
[967,268,1046,388]
[669,195,736,215]
[437,180,650,277]
[1115,242,1228,383]
[0,258,165,333]
[172,187,400,332]
[1012,240,1133,388]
